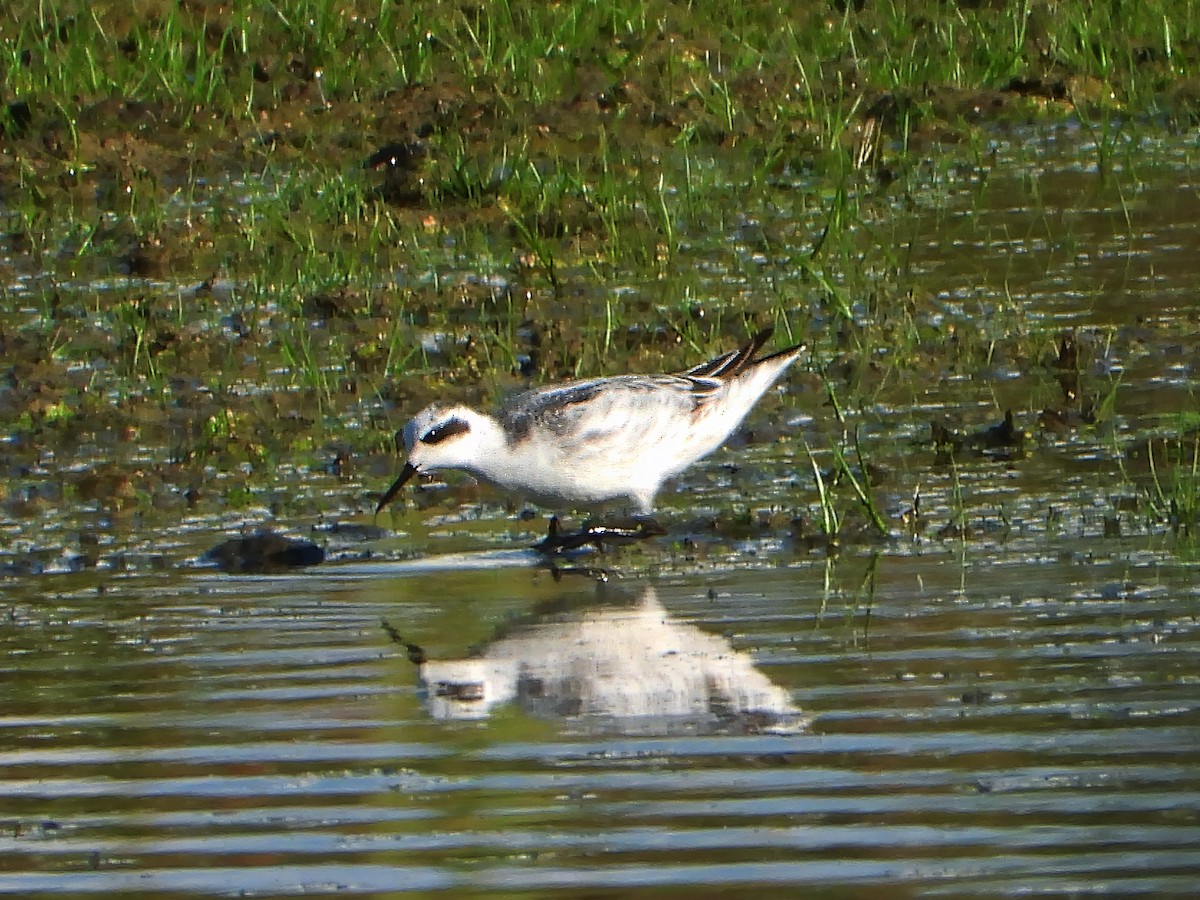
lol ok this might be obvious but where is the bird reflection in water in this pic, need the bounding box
[407,586,808,735]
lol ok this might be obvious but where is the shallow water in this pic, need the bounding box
[3,558,1199,896]
[3,125,1200,895]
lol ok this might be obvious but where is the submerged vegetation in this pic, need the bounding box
[1,0,1198,569]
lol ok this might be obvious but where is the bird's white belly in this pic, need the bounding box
[485,454,647,509]
[473,439,676,512]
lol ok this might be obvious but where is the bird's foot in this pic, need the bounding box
[533,515,665,554]
[583,516,666,544]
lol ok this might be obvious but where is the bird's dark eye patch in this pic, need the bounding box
[421,417,471,445]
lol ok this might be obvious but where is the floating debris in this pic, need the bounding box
[202,531,324,574]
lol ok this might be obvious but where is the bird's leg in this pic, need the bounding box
[533,516,594,554]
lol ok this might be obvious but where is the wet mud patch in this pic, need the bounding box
[0,4,1196,578]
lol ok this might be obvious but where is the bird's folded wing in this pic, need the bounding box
[500,375,708,459]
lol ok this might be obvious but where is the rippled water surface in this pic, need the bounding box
[3,127,1200,895]
[4,558,1199,897]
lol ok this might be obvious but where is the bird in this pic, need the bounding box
[375,328,805,544]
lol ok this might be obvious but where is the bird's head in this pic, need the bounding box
[376,405,491,513]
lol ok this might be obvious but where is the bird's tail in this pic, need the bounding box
[728,334,805,410]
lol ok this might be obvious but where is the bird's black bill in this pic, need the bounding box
[375,462,419,513]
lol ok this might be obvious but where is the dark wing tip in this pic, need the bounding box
[677,327,801,382]
[755,339,807,365]
[715,327,776,379]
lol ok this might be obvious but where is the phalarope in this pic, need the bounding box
[375,328,805,537]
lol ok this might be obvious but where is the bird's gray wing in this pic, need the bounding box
[499,375,714,456]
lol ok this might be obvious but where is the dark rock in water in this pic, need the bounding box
[5,100,32,138]
[1038,404,1095,435]
[930,418,965,454]
[203,532,324,573]
[931,410,1026,457]
[363,140,429,205]
[363,140,427,171]
[976,409,1025,449]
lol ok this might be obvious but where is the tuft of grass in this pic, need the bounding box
[1144,432,1200,534]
